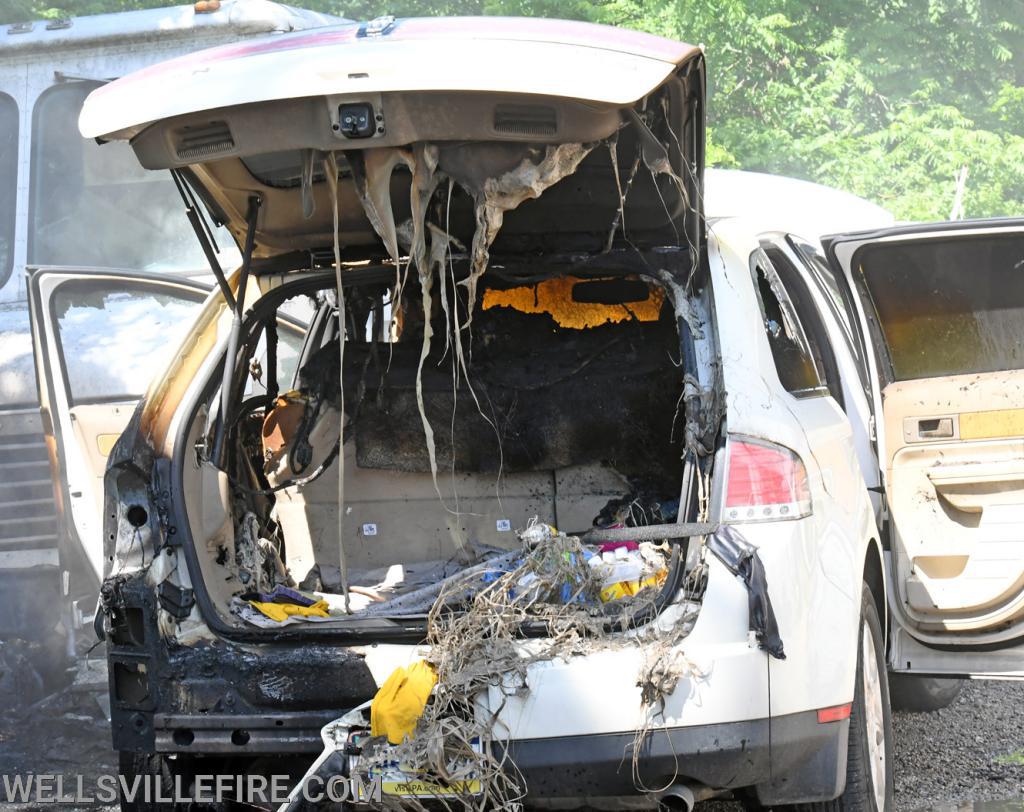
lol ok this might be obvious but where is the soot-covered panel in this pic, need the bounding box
[339,304,683,487]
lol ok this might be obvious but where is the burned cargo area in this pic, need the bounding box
[323,274,684,485]
[224,265,701,626]
[191,87,719,633]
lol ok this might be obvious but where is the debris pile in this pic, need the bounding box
[231,514,673,624]
[342,516,694,810]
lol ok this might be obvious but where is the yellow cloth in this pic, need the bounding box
[599,569,668,603]
[370,660,438,745]
[248,599,330,623]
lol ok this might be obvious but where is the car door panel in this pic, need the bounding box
[825,220,1024,676]
[68,402,138,535]
[27,268,209,594]
[746,245,873,717]
[883,372,1024,630]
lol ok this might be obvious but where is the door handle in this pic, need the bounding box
[917,417,954,439]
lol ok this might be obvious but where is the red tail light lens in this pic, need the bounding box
[725,437,811,522]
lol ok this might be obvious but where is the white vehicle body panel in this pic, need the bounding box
[487,557,768,739]
[704,168,895,238]
[80,17,696,140]
[705,172,895,519]
[706,219,878,715]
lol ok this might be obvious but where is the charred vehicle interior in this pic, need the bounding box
[194,257,705,633]
[147,65,724,640]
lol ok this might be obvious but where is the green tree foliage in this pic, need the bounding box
[592,0,1024,220]
[2,0,1021,220]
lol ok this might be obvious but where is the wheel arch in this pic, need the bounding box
[863,537,887,647]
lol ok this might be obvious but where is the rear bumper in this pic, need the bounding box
[151,708,847,804]
[499,710,847,804]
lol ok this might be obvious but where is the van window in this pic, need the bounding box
[29,82,237,273]
[750,250,827,397]
[0,92,17,288]
[856,233,1024,380]
[51,278,205,405]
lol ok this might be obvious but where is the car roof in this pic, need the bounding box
[705,168,894,241]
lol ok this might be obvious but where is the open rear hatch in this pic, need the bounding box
[826,219,1024,663]
[83,17,719,639]
[80,16,705,265]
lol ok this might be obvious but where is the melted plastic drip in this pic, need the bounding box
[324,151,351,613]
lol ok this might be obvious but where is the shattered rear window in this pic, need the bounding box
[856,232,1024,380]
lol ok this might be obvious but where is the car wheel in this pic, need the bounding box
[887,673,963,713]
[795,584,894,812]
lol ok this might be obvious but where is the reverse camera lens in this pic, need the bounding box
[338,103,375,138]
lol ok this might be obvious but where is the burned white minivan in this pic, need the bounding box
[27,13,1024,812]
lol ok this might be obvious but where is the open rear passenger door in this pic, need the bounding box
[26,267,208,646]
[825,220,1024,677]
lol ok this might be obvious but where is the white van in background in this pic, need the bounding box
[0,0,340,688]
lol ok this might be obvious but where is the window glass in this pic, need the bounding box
[763,245,844,408]
[0,92,17,288]
[857,233,1024,380]
[0,303,38,406]
[53,279,205,404]
[751,250,825,396]
[788,237,864,369]
[30,82,238,272]
[278,325,305,389]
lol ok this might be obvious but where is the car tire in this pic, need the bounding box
[887,673,963,713]
[792,584,894,812]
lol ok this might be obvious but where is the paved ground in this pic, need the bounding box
[892,680,1024,810]
[1,676,1023,810]
[697,680,1024,811]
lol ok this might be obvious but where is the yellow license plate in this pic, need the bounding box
[348,731,484,798]
[382,779,482,797]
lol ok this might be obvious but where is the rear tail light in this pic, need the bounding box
[724,437,811,522]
